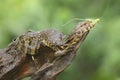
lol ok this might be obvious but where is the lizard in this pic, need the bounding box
[13,18,99,67]
[10,19,99,68]
[0,19,99,79]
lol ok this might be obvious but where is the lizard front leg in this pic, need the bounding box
[23,36,40,69]
[27,37,39,59]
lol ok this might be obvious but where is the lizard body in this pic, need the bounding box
[13,19,99,60]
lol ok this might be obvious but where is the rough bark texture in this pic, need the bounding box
[0,19,98,80]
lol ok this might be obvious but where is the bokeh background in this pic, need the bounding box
[0,0,120,80]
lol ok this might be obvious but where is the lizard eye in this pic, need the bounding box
[13,39,16,41]
[12,37,17,41]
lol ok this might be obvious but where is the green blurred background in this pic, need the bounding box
[0,0,120,80]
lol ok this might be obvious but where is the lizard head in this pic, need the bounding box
[65,18,100,46]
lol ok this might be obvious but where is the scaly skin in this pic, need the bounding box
[14,19,99,59]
